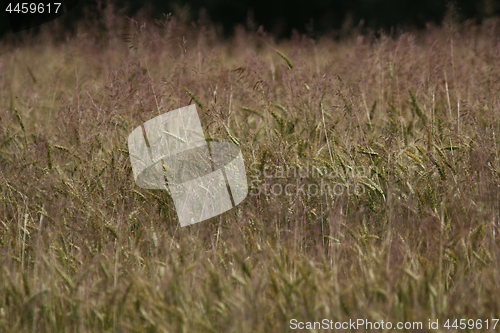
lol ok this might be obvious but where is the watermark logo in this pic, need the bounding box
[128,105,248,227]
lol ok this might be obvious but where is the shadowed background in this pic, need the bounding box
[1,0,500,38]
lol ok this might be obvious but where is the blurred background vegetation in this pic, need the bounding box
[1,0,500,38]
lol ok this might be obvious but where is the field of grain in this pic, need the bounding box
[1,10,500,332]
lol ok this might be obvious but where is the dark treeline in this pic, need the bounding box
[1,0,499,38]
[157,0,499,35]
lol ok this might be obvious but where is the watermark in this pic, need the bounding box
[290,318,424,330]
[249,161,379,198]
[290,318,499,331]
[127,104,248,227]
[5,1,81,33]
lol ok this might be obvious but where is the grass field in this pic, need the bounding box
[1,10,500,332]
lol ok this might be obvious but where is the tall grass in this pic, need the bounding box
[0,7,500,332]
